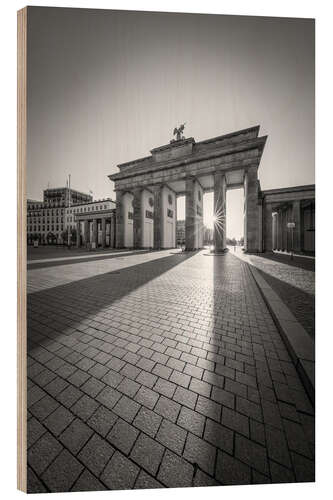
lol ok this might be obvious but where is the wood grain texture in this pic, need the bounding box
[17,6,27,493]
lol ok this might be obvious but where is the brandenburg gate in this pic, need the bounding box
[109,125,267,252]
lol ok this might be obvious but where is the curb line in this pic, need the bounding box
[248,264,315,406]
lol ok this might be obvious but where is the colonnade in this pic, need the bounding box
[263,201,302,252]
[76,213,116,249]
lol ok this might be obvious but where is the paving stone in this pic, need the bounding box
[167,357,186,372]
[152,363,172,379]
[35,368,57,388]
[88,363,109,379]
[204,419,233,455]
[177,406,205,437]
[250,419,266,446]
[211,386,235,409]
[81,377,105,398]
[107,418,139,454]
[157,450,194,488]
[27,417,47,448]
[78,433,115,476]
[134,470,164,489]
[189,378,212,397]
[44,405,75,436]
[41,449,83,492]
[290,452,315,482]
[136,370,158,388]
[236,396,263,422]
[173,386,197,410]
[184,363,204,379]
[113,395,141,423]
[101,369,124,388]
[106,356,126,372]
[101,451,140,490]
[156,418,187,455]
[96,386,121,410]
[27,385,47,407]
[27,466,47,493]
[28,432,63,475]
[215,450,251,485]
[170,370,191,388]
[224,378,247,398]
[133,407,162,437]
[193,469,219,487]
[117,377,140,397]
[183,433,216,476]
[68,369,91,388]
[71,469,107,491]
[134,385,159,410]
[252,470,271,484]
[154,396,181,423]
[262,400,283,429]
[154,377,177,398]
[56,385,83,408]
[235,434,269,476]
[120,363,141,380]
[88,405,118,437]
[283,419,313,458]
[29,394,59,421]
[71,395,100,421]
[269,460,295,483]
[196,395,221,422]
[130,433,165,475]
[222,407,249,437]
[265,426,292,468]
[60,418,94,455]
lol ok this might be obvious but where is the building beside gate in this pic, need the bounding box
[27,187,92,245]
[71,199,116,249]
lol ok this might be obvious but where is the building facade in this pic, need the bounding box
[69,199,116,249]
[27,187,92,245]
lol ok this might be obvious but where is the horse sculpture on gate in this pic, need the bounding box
[171,123,186,142]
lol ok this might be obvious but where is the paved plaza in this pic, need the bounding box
[27,249,315,492]
[233,249,315,338]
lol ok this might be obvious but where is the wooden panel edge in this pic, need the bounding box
[17,6,27,493]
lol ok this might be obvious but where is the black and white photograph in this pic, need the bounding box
[17,5,315,493]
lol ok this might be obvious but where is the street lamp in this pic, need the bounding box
[67,174,71,249]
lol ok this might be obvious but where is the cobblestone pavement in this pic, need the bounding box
[27,250,315,492]
[233,249,315,338]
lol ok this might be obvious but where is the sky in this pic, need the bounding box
[27,7,314,239]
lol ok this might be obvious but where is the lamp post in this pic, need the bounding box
[67,174,71,249]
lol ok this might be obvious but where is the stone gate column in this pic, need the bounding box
[101,218,106,248]
[84,220,89,247]
[133,188,142,249]
[244,167,259,252]
[213,172,226,252]
[282,209,287,250]
[292,200,301,252]
[277,210,283,250]
[115,191,124,249]
[76,221,81,248]
[258,198,263,252]
[263,203,273,252]
[92,219,98,248]
[152,185,162,249]
[110,213,115,248]
[185,176,196,251]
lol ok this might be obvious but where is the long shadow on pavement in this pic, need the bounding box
[27,251,199,349]
[27,249,153,270]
